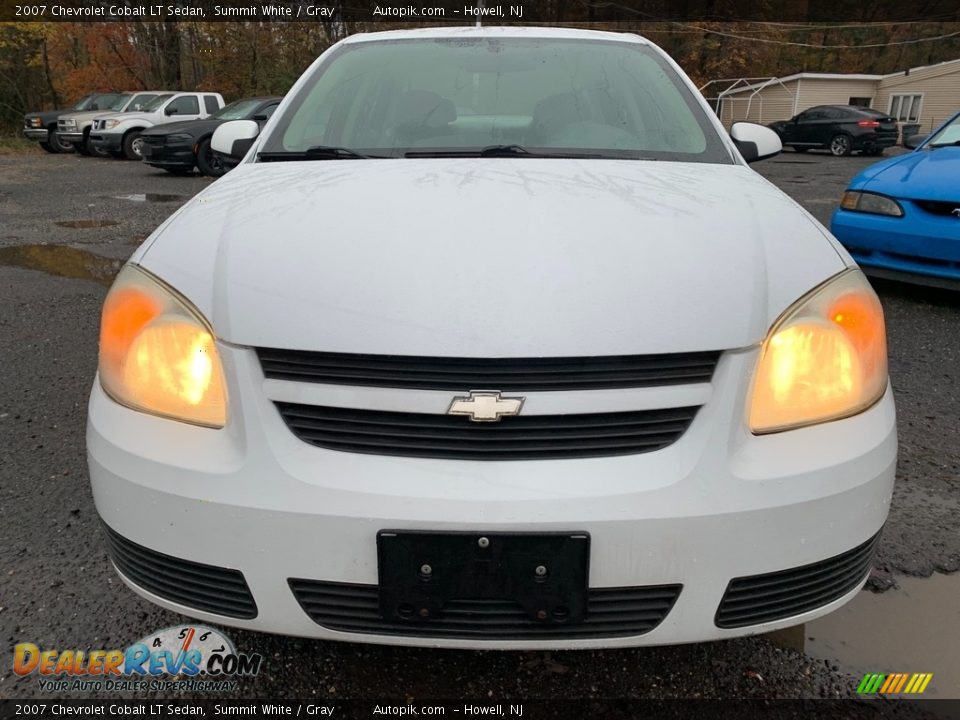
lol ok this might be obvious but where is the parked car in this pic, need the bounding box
[140,96,282,176]
[768,105,899,156]
[88,92,225,160]
[89,28,894,649]
[57,91,172,156]
[23,93,119,153]
[831,109,960,290]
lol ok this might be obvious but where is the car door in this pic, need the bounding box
[163,95,202,122]
[795,108,830,146]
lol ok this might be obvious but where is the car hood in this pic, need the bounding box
[96,110,161,124]
[59,109,119,123]
[25,109,69,123]
[136,159,847,356]
[853,147,960,201]
[141,118,222,137]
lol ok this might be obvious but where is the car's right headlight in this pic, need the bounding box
[103,119,122,130]
[840,190,903,217]
[99,264,227,428]
[749,268,887,434]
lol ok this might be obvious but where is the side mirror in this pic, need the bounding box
[212,119,260,160]
[252,114,268,122]
[730,122,782,163]
[903,134,928,150]
[165,106,178,116]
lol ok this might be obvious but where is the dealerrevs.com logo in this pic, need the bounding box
[13,625,262,693]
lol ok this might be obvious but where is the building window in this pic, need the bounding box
[889,94,922,122]
[849,97,872,108]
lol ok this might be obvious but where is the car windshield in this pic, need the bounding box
[106,94,132,111]
[140,94,174,112]
[927,114,960,147]
[72,95,96,111]
[125,93,160,111]
[215,99,267,120]
[261,37,730,162]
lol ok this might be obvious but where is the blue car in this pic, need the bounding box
[831,111,960,289]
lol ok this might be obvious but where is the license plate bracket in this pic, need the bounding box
[377,531,590,625]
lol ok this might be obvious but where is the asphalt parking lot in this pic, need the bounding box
[1,147,958,705]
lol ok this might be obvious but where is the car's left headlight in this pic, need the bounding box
[99,264,227,428]
[749,268,887,434]
[840,190,903,217]
[164,133,193,143]
[103,119,122,130]
[30,117,42,128]
[60,119,77,128]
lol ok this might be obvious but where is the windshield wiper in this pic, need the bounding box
[929,140,960,149]
[258,146,381,161]
[404,145,608,159]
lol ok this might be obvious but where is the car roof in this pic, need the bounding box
[341,26,649,46]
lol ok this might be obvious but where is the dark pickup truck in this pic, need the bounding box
[23,93,120,153]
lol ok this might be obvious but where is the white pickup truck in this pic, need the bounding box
[89,91,225,160]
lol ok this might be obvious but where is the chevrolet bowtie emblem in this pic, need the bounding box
[448,391,525,422]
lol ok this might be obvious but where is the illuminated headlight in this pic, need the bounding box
[164,134,193,144]
[30,117,42,128]
[99,264,227,428]
[840,191,903,217]
[749,268,888,434]
[103,119,122,130]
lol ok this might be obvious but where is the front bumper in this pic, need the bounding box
[23,128,48,141]
[141,140,195,168]
[831,206,960,286]
[88,345,897,649]
[89,132,124,153]
[58,130,85,143]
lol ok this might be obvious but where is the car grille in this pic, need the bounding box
[914,199,960,218]
[714,532,881,629]
[289,579,681,639]
[103,523,258,619]
[274,402,700,460]
[257,348,721,391]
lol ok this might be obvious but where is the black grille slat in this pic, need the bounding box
[275,403,699,461]
[103,524,258,619]
[257,348,720,391]
[715,532,881,629]
[914,199,960,217]
[289,579,681,639]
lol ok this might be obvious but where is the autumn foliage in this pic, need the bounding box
[1,20,959,133]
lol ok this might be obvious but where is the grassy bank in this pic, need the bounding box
[0,136,39,155]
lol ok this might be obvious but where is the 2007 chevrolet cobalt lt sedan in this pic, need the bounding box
[88,27,896,648]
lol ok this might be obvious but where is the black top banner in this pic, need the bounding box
[0,699,955,720]
[4,0,960,23]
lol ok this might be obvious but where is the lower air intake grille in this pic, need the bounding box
[289,580,681,639]
[715,532,881,629]
[103,524,258,619]
[275,403,700,460]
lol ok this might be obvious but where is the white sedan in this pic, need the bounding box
[88,27,896,649]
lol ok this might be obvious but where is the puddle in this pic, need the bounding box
[110,193,184,203]
[0,244,121,286]
[55,219,118,229]
[805,573,960,698]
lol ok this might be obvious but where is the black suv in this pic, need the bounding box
[768,105,899,156]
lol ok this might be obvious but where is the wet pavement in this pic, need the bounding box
[0,148,957,704]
